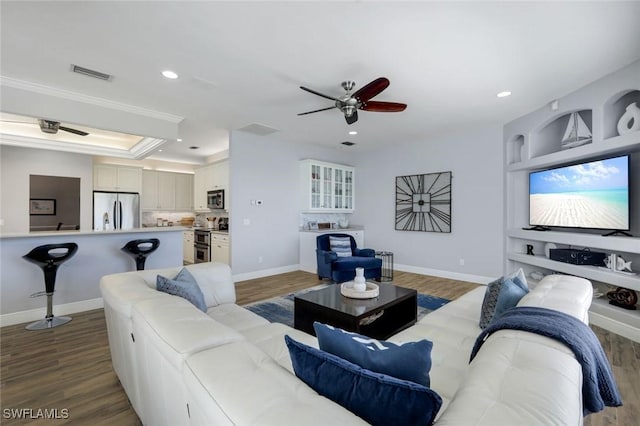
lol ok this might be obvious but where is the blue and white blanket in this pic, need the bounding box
[470,307,622,415]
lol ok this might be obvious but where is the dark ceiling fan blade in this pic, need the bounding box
[360,101,407,112]
[59,126,89,136]
[345,110,358,125]
[298,106,337,116]
[300,86,341,102]
[352,77,390,102]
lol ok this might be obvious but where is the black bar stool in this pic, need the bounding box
[121,238,160,270]
[23,243,78,331]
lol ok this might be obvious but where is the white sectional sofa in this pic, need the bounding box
[100,262,593,425]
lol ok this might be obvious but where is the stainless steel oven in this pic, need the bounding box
[194,230,211,263]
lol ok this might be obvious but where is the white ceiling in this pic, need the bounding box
[1,1,639,165]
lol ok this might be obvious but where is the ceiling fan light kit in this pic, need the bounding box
[298,77,407,125]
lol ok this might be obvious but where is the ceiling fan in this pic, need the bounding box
[298,77,407,125]
[0,117,89,136]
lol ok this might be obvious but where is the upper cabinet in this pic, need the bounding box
[193,160,229,211]
[94,164,141,192]
[300,159,354,212]
[141,170,193,211]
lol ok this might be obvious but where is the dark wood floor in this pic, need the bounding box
[1,270,638,425]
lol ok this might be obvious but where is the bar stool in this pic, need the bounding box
[23,242,78,330]
[121,238,160,270]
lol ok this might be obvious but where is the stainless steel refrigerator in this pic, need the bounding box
[93,191,140,231]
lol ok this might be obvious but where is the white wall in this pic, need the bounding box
[0,145,94,233]
[229,131,355,277]
[350,125,504,282]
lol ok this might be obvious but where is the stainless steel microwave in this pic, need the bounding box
[207,189,224,209]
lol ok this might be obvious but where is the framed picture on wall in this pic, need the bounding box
[30,199,56,215]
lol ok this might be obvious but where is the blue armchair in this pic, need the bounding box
[316,233,382,283]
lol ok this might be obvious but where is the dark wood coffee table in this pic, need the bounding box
[294,282,417,339]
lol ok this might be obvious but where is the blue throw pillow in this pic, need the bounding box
[313,322,433,387]
[479,269,529,329]
[491,278,529,323]
[285,335,442,426]
[329,236,352,257]
[156,268,207,312]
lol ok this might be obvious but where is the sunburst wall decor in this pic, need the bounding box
[395,171,452,232]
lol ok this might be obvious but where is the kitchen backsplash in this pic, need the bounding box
[299,213,352,230]
[142,211,230,227]
[142,211,195,227]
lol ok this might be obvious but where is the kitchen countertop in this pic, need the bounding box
[299,226,364,233]
[0,226,188,239]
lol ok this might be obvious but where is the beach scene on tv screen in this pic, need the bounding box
[529,156,629,230]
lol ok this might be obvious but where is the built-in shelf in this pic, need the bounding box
[508,253,640,291]
[508,229,640,253]
[504,63,640,342]
[507,132,640,172]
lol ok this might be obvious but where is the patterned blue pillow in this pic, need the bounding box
[285,335,442,426]
[156,268,207,312]
[314,322,433,386]
[492,278,529,323]
[329,236,352,257]
[479,271,529,329]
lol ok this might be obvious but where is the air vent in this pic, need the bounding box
[237,123,279,136]
[341,141,356,146]
[70,64,113,81]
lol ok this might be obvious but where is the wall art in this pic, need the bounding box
[395,171,451,232]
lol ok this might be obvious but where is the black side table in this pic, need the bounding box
[375,251,394,282]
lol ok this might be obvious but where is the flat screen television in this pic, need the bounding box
[529,155,630,231]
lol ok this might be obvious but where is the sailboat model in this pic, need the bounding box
[561,112,592,149]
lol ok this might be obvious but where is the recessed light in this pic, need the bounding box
[497,91,511,98]
[177,138,183,142]
[348,131,358,135]
[162,70,179,79]
[158,149,163,152]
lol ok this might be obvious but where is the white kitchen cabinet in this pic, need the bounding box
[193,160,229,211]
[211,232,230,264]
[193,165,213,211]
[183,230,194,264]
[299,229,364,274]
[174,173,194,210]
[142,171,192,211]
[94,164,141,192]
[300,159,354,212]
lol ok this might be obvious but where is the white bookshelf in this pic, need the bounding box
[503,62,640,342]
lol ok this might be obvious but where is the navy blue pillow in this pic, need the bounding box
[313,322,433,387]
[285,335,442,426]
[156,268,207,312]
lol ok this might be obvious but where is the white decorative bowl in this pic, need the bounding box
[341,281,379,299]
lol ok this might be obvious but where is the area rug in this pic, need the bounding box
[244,284,450,328]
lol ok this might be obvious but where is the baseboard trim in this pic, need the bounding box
[233,265,300,282]
[0,298,104,328]
[394,263,493,285]
[589,311,640,343]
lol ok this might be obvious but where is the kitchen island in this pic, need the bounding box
[0,227,185,326]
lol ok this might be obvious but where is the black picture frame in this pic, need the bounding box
[30,198,56,215]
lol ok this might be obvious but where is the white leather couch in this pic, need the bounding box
[100,263,593,425]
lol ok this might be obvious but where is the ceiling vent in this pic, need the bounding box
[70,64,113,81]
[237,123,279,136]
[341,141,356,146]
